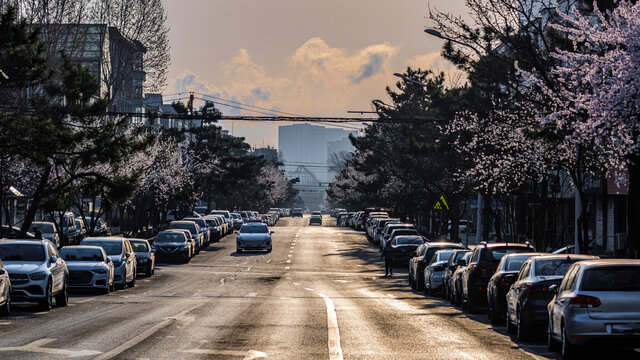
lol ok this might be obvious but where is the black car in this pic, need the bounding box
[505,254,597,340]
[409,242,466,292]
[442,250,471,301]
[309,215,322,225]
[461,242,535,313]
[389,235,425,263]
[292,208,303,217]
[153,231,192,263]
[486,252,541,324]
[129,239,155,277]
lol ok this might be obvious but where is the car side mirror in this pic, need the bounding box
[270,231,275,234]
[549,284,558,294]
[50,255,57,263]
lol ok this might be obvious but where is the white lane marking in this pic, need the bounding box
[284,266,290,270]
[182,349,267,359]
[317,294,343,360]
[288,254,292,257]
[0,338,102,357]
[0,321,11,325]
[387,294,396,298]
[95,304,201,360]
[334,280,348,283]
[286,260,291,263]
[247,292,257,297]
[293,282,300,286]
[304,288,314,291]
[289,250,293,253]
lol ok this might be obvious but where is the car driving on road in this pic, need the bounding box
[236,223,274,253]
[309,214,322,226]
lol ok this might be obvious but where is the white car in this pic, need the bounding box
[31,221,60,248]
[59,246,114,294]
[0,239,69,311]
[80,237,136,289]
[0,259,10,315]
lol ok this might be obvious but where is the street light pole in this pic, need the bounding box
[424,29,483,58]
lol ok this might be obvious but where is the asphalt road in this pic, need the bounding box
[0,216,636,359]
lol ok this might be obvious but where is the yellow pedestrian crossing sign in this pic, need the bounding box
[433,194,450,211]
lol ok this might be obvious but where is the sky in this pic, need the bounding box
[162,0,467,148]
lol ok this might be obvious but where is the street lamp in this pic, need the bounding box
[424,28,483,58]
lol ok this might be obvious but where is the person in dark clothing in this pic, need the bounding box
[381,241,394,276]
[33,227,43,239]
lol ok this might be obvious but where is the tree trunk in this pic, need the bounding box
[627,159,640,258]
[20,166,51,236]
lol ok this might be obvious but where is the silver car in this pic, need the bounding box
[80,237,136,289]
[59,246,114,294]
[423,249,458,296]
[0,239,69,311]
[236,223,273,253]
[31,221,60,248]
[547,259,640,359]
[0,259,10,315]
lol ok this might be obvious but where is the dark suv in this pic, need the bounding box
[461,242,535,313]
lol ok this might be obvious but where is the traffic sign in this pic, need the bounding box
[432,194,450,211]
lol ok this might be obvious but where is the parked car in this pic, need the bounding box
[547,259,640,359]
[183,217,210,247]
[74,219,87,241]
[309,215,322,226]
[380,223,415,251]
[210,210,232,235]
[292,208,303,217]
[0,259,11,315]
[486,252,542,324]
[389,235,425,263]
[0,225,35,239]
[202,216,222,243]
[388,228,421,247]
[409,242,466,292]
[43,212,76,244]
[372,218,401,245]
[230,213,244,230]
[169,221,203,254]
[59,245,114,294]
[442,250,471,301]
[506,254,598,340]
[424,249,459,296]
[236,223,273,253]
[31,221,60,248]
[0,239,69,310]
[461,242,535,313]
[129,239,155,277]
[451,252,472,307]
[80,237,136,289]
[154,230,193,262]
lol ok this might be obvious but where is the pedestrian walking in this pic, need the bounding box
[381,241,394,276]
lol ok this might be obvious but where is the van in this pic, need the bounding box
[43,212,77,244]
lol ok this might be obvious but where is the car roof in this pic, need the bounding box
[570,258,640,268]
[60,245,104,251]
[0,239,48,245]
[480,242,534,248]
[530,254,598,262]
[425,242,465,247]
[128,238,149,244]
[83,237,127,242]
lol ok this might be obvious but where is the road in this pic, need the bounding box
[0,216,634,359]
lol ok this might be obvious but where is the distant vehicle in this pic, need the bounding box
[547,259,640,358]
[292,208,303,217]
[0,258,11,316]
[193,206,208,217]
[506,254,598,340]
[43,212,76,244]
[230,213,244,230]
[31,221,60,248]
[155,231,193,262]
[380,223,415,251]
[210,210,232,234]
[486,252,542,324]
[74,219,87,241]
[309,215,322,226]
[236,223,273,253]
[424,249,459,296]
[0,225,35,239]
[129,239,155,277]
[80,237,136,289]
[0,239,69,311]
[461,242,536,313]
[451,252,472,307]
[183,217,211,247]
[388,235,424,263]
[59,245,114,294]
[409,242,466,292]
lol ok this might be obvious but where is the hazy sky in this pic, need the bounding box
[162,0,467,148]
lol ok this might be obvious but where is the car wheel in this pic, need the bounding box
[416,274,424,292]
[506,308,517,334]
[548,320,560,352]
[39,281,53,311]
[561,323,578,359]
[266,248,272,253]
[516,308,528,340]
[0,291,10,316]
[455,289,462,307]
[236,248,243,254]
[128,270,136,288]
[489,298,502,325]
[102,283,110,295]
[55,281,69,307]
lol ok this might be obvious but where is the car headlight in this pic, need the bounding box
[29,271,46,280]
[92,268,107,274]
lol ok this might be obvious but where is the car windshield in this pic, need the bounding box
[534,259,581,276]
[480,247,528,263]
[130,241,149,252]
[581,266,640,291]
[240,225,268,234]
[0,243,45,262]
[185,218,206,228]
[395,236,424,245]
[60,248,104,262]
[32,223,55,233]
[169,222,197,233]
[504,255,533,272]
[156,233,187,243]
[436,250,454,262]
[82,241,122,255]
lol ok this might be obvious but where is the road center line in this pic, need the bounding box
[317,293,343,360]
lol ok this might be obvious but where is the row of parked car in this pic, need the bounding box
[0,208,285,316]
[333,208,640,359]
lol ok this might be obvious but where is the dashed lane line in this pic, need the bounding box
[318,293,343,360]
[0,338,102,357]
[182,349,267,359]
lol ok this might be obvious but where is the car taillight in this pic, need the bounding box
[497,275,509,287]
[471,265,489,276]
[569,295,601,308]
[526,284,550,293]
